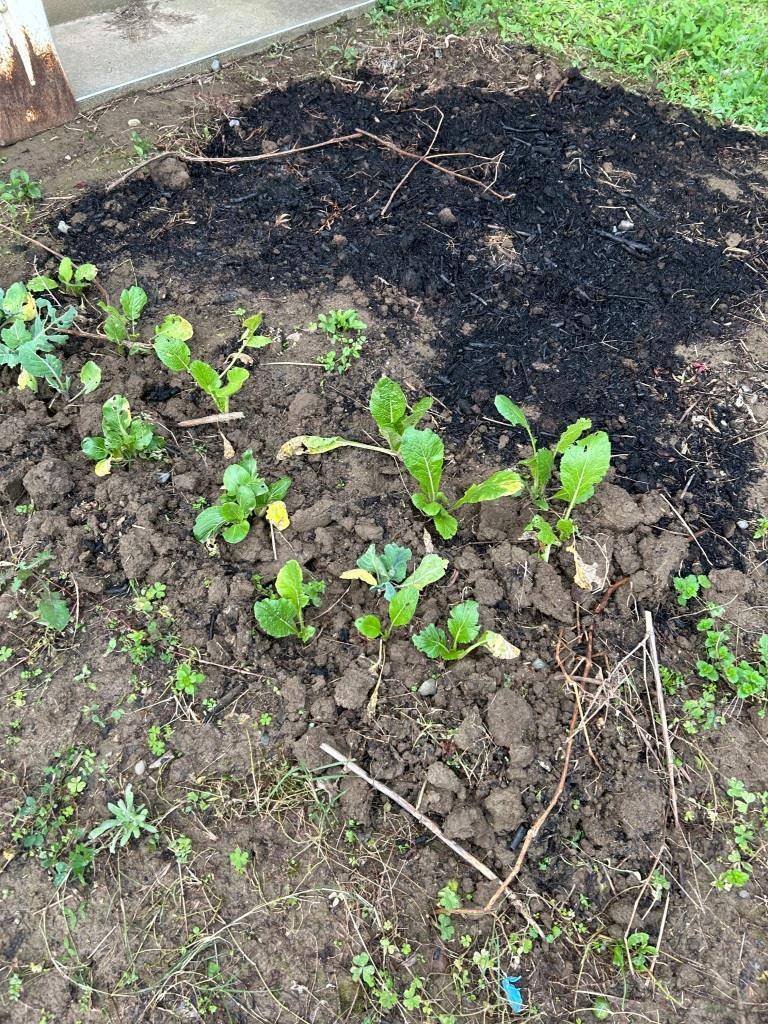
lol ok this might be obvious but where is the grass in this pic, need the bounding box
[374,0,768,131]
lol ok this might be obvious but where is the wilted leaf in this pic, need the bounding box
[341,568,379,587]
[266,500,290,532]
[567,544,603,591]
[482,631,521,660]
[277,435,355,460]
[94,457,112,477]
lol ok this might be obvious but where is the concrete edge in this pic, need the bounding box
[70,0,376,106]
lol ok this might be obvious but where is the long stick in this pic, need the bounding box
[644,611,682,832]
[177,411,244,427]
[319,742,497,882]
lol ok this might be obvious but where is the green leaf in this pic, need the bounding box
[522,448,555,497]
[447,601,480,645]
[411,491,442,517]
[402,396,433,430]
[495,394,535,446]
[400,428,444,501]
[275,560,305,612]
[433,509,458,540]
[454,469,523,508]
[79,360,101,394]
[155,314,193,342]
[370,376,407,435]
[189,359,221,395]
[74,263,98,283]
[217,367,249,403]
[101,395,132,450]
[192,504,230,541]
[58,257,74,284]
[154,336,191,371]
[524,514,559,551]
[26,275,57,293]
[120,286,148,322]
[554,417,592,454]
[401,553,448,591]
[554,431,611,506]
[35,594,70,631]
[81,436,108,462]
[355,615,382,639]
[412,624,451,659]
[253,598,298,638]
[222,521,250,544]
[388,586,419,629]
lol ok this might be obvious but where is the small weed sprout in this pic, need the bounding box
[81,394,165,476]
[229,846,249,874]
[253,559,325,644]
[153,314,250,413]
[88,784,158,852]
[193,449,291,545]
[413,600,520,662]
[311,308,367,374]
[0,168,42,218]
[173,661,205,697]
[673,573,710,606]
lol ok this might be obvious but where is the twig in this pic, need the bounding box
[0,222,111,303]
[595,229,652,254]
[644,611,682,833]
[380,108,444,217]
[319,742,497,882]
[660,492,711,567]
[177,411,244,427]
[593,575,630,615]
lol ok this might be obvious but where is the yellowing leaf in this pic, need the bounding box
[483,631,521,660]
[17,369,37,392]
[21,292,37,321]
[567,543,602,591]
[266,500,290,532]
[95,457,113,477]
[221,434,235,460]
[341,568,378,587]
[277,435,354,460]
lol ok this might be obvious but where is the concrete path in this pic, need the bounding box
[45,0,374,104]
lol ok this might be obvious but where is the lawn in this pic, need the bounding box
[375,0,768,130]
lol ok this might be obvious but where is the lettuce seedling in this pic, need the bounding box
[153,315,249,413]
[0,281,77,394]
[253,560,325,643]
[28,257,98,299]
[343,543,448,601]
[81,394,165,476]
[192,449,291,545]
[495,396,611,560]
[412,601,520,662]
[99,286,148,353]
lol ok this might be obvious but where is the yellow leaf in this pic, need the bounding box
[94,457,112,477]
[17,369,37,392]
[567,543,602,591]
[483,631,521,660]
[266,500,290,532]
[21,291,37,321]
[340,568,378,587]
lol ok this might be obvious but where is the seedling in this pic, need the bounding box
[153,314,249,413]
[280,377,523,538]
[224,311,273,370]
[311,308,367,374]
[253,560,325,644]
[673,573,710,606]
[355,587,423,714]
[88,784,158,853]
[0,168,42,217]
[0,280,77,393]
[412,601,520,661]
[229,847,249,874]
[192,449,291,545]
[81,394,165,476]
[99,286,148,353]
[342,543,448,601]
[173,661,204,697]
[495,395,611,559]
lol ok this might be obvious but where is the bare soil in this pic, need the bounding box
[1,25,767,1024]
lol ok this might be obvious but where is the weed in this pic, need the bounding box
[229,846,249,874]
[311,307,367,373]
[253,559,325,643]
[193,449,291,545]
[88,784,158,852]
[130,131,154,158]
[413,600,520,661]
[147,724,172,756]
[168,833,193,864]
[754,516,768,540]
[1,549,71,633]
[495,396,611,559]
[673,572,710,606]
[173,660,205,697]
[81,394,165,475]
[153,314,250,413]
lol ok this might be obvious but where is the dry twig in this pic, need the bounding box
[177,411,245,427]
[644,611,682,832]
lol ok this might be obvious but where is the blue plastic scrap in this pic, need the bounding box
[501,975,524,1012]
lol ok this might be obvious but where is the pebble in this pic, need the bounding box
[57,220,70,234]
[127,118,141,128]
[134,760,146,776]
[156,471,171,484]
[418,679,438,697]
[210,58,221,72]
[437,206,457,227]
[532,657,549,671]
[228,118,241,128]
[737,520,749,530]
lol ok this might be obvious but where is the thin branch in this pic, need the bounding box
[644,611,682,833]
[177,411,244,427]
[380,107,444,217]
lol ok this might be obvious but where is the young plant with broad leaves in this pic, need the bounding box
[253,560,325,644]
[28,257,99,299]
[412,600,520,662]
[192,449,291,545]
[81,394,165,476]
[0,280,77,394]
[88,785,158,853]
[153,314,249,413]
[279,376,523,538]
[495,395,611,560]
[99,286,148,354]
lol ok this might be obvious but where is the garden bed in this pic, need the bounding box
[1,31,767,1024]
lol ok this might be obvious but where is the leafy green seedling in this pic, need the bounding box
[34,592,70,632]
[88,785,158,853]
[0,169,42,216]
[0,280,77,393]
[495,395,611,559]
[413,601,520,661]
[81,394,165,476]
[192,449,291,545]
[754,517,768,541]
[153,314,249,413]
[173,661,204,697]
[71,360,102,400]
[253,560,325,644]
[673,573,710,606]
[311,308,367,374]
[342,543,448,601]
[99,286,148,353]
[54,257,98,298]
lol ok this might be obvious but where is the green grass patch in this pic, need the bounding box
[374,0,768,130]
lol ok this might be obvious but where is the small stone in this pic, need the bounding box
[134,760,146,776]
[418,679,437,697]
[210,58,221,72]
[437,206,457,227]
[737,520,749,530]
[228,118,241,128]
[618,218,633,231]
[57,220,70,234]
[532,657,549,671]
[127,118,141,128]
[156,471,171,484]
[149,156,191,192]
